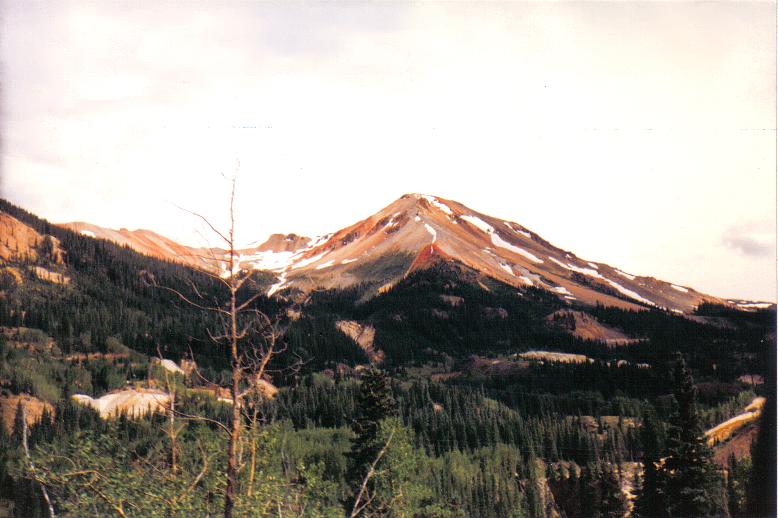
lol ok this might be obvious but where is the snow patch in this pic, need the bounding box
[671,284,688,293]
[461,215,494,233]
[603,278,655,306]
[519,276,534,286]
[615,269,636,281]
[504,222,532,239]
[498,263,513,275]
[80,229,96,237]
[341,258,358,264]
[424,223,437,243]
[421,195,453,215]
[247,250,297,272]
[315,260,335,270]
[491,233,543,263]
[291,251,329,270]
[551,286,572,296]
[567,263,601,278]
[267,272,288,296]
[587,262,599,270]
[549,257,570,270]
[414,216,421,222]
[462,215,543,263]
[306,233,333,249]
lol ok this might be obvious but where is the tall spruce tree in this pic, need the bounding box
[659,353,726,517]
[347,368,398,502]
[634,407,665,517]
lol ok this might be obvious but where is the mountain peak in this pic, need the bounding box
[58,196,731,313]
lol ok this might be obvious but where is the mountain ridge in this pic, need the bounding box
[58,194,763,313]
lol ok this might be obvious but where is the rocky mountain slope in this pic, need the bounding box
[61,194,754,314]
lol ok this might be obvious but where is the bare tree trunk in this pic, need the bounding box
[168,390,178,475]
[224,192,240,518]
[157,175,295,518]
[247,406,259,497]
[21,406,56,518]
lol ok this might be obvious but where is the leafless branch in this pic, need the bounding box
[349,429,395,518]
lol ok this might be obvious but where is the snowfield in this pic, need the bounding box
[247,250,296,272]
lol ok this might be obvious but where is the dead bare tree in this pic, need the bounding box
[146,174,300,518]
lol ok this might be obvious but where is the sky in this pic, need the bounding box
[1,1,775,301]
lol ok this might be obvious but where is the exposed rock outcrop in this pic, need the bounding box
[335,320,384,364]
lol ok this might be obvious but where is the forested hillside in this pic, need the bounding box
[0,199,774,517]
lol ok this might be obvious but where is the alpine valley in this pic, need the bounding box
[0,194,774,518]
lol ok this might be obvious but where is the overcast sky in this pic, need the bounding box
[1,1,775,301]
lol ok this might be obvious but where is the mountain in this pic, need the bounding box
[1,198,775,517]
[65,194,738,313]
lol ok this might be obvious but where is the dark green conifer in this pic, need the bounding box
[347,368,398,489]
[659,353,726,517]
[634,406,665,517]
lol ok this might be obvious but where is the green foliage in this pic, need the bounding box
[727,453,751,517]
[348,368,398,495]
[633,407,665,518]
[657,354,727,517]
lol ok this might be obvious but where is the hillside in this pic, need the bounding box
[0,197,774,517]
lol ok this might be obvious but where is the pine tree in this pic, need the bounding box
[347,368,398,498]
[580,462,602,518]
[600,464,627,518]
[659,353,726,517]
[634,407,665,517]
